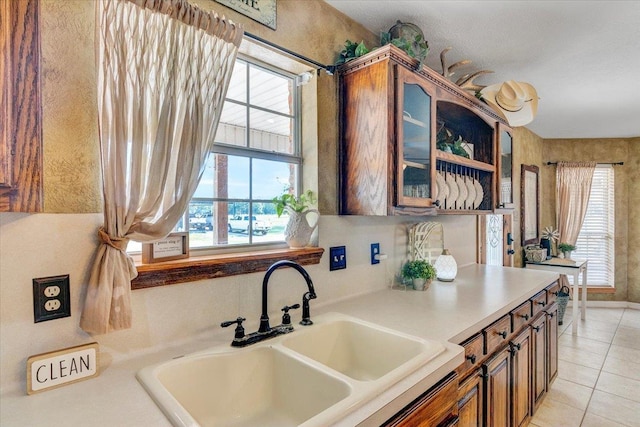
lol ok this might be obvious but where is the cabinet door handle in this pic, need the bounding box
[548,312,555,318]
[466,354,476,364]
[509,342,521,355]
[497,330,507,339]
[520,314,530,320]
[532,325,541,332]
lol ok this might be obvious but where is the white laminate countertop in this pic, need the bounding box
[1,264,559,427]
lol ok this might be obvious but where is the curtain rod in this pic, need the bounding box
[546,161,624,166]
[244,31,336,75]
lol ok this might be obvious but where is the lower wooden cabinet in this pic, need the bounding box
[457,369,483,427]
[546,302,559,385]
[483,347,511,427]
[531,313,547,413]
[510,328,531,427]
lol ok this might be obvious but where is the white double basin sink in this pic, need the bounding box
[137,313,446,427]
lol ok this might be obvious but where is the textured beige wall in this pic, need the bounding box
[41,0,377,213]
[41,0,102,212]
[511,127,544,267]
[541,138,638,302]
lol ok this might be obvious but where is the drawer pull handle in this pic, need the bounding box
[520,314,530,320]
[497,330,507,339]
[537,301,546,306]
[553,291,559,296]
[466,354,477,364]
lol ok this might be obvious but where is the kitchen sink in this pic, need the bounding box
[137,313,447,427]
[138,346,351,427]
[281,315,445,381]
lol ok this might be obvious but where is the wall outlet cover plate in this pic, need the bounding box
[33,275,71,323]
[329,246,347,271]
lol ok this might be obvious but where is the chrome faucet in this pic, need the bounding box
[221,260,317,347]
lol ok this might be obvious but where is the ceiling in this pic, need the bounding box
[324,0,640,139]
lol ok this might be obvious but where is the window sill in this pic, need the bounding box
[131,247,325,290]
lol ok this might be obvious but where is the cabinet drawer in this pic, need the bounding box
[483,315,511,355]
[456,333,484,378]
[531,291,547,316]
[511,301,532,332]
[384,372,458,427]
[546,281,561,305]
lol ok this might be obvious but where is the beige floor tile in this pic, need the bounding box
[558,345,606,370]
[558,334,611,355]
[602,356,640,382]
[530,398,584,427]
[575,326,616,343]
[545,377,593,410]
[596,372,640,403]
[588,390,640,426]
[581,412,628,427]
[612,326,640,350]
[557,360,600,388]
[582,308,624,324]
[620,309,640,329]
[607,344,640,363]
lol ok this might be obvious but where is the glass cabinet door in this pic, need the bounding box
[498,126,514,208]
[397,70,433,207]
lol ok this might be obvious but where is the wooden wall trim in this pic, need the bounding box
[0,0,43,212]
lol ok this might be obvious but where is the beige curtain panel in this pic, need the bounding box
[80,0,243,334]
[555,161,597,246]
[555,161,596,289]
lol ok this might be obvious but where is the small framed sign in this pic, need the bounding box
[215,0,277,30]
[142,232,189,264]
[27,343,99,395]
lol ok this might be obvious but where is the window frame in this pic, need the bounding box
[131,38,322,288]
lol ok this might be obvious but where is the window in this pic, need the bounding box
[571,165,615,287]
[129,56,303,255]
[184,58,301,250]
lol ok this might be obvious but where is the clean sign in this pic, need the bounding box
[27,342,99,394]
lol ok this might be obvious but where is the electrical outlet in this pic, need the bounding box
[371,243,380,265]
[33,275,71,323]
[329,246,347,271]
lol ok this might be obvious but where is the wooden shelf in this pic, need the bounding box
[436,150,495,172]
[403,115,428,128]
[132,247,325,289]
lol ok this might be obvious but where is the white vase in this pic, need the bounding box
[284,207,319,248]
[412,278,426,291]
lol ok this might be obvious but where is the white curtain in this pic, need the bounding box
[80,0,243,334]
[555,162,597,247]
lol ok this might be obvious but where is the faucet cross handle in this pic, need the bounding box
[221,317,246,339]
[281,304,300,326]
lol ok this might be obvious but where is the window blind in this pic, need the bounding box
[570,165,615,287]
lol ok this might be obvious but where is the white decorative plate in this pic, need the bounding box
[445,172,458,209]
[473,178,484,208]
[455,174,468,209]
[436,172,448,205]
[465,177,476,210]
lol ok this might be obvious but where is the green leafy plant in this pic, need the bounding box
[402,260,436,281]
[380,31,429,68]
[558,242,576,252]
[272,190,317,217]
[335,40,370,65]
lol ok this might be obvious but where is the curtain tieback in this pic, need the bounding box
[98,227,130,252]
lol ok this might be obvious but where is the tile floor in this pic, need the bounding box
[528,307,640,427]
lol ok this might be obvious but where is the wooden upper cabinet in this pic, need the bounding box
[0,0,43,212]
[338,44,506,216]
[497,122,514,210]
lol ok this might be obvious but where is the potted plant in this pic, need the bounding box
[402,259,436,291]
[558,242,576,259]
[272,190,319,248]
